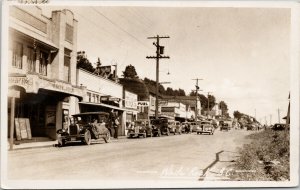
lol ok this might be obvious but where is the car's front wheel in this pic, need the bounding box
[84,130,91,145]
[58,138,65,147]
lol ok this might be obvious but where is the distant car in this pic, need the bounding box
[196,120,215,135]
[211,120,218,129]
[181,122,191,133]
[272,123,286,131]
[127,119,152,138]
[190,122,200,132]
[56,112,111,147]
[151,118,171,137]
[220,123,229,131]
[170,121,182,135]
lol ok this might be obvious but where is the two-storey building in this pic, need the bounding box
[7,6,84,143]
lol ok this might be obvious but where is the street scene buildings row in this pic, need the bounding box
[7,6,222,143]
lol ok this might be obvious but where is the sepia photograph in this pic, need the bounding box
[1,0,299,189]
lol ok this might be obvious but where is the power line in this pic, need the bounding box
[92,7,152,50]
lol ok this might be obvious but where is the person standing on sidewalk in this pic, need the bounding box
[114,116,120,139]
[109,109,116,137]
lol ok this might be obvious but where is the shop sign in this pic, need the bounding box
[125,91,138,109]
[161,107,175,112]
[161,112,175,117]
[50,81,74,93]
[101,96,120,102]
[109,97,120,102]
[125,100,137,109]
[159,100,168,106]
[9,76,33,89]
[137,101,149,107]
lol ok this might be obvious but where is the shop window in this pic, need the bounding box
[95,95,99,103]
[12,42,23,69]
[64,49,71,82]
[39,51,48,76]
[87,92,91,102]
[27,47,36,72]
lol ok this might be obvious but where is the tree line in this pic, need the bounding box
[77,52,230,117]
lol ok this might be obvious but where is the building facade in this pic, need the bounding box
[8,6,84,142]
[77,68,128,136]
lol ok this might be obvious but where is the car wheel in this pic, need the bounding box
[143,133,146,138]
[166,129,170,136]
[103,131,111,143]
[58,138,65,147]
[158,130,161,137]
[84,130,91,145]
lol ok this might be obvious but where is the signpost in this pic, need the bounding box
[8,89,20,150]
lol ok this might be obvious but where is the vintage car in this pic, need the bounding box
[190,122,200,132]
[169,121,182,135]
[181,122,191,133]
[56,112,111,147]
[220,122,229,131]
[196,120,215,135]
[272,123,287,131]
[127,119,152,138]
[151,118,171,137]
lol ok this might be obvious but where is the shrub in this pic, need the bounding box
[231,129,289,181]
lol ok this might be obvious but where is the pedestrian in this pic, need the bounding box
[114,116,120,139]
[109,109,116,137]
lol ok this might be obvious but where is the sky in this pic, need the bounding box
[39,5,290,124]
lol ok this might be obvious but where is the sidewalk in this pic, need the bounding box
[8,136,128,151]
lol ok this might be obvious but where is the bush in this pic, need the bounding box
[231,129,289,181]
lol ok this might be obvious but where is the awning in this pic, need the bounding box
[79,101,136,112]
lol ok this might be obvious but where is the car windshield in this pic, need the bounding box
[74,114,108,124]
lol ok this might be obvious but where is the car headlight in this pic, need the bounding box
[62,129,66,132]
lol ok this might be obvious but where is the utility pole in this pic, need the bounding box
[270,114,272,126]
[146,35,170,119]
[277,108,281,123]
[192,78,203,122]
[207,92,212,118]
[254,109,256,121]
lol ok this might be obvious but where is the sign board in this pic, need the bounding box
[14,118,32,140]
[101,96,120,102]
[8,89,20,98]
[137,101,150,107]
[158,100,168,106]
[161,107,175,112]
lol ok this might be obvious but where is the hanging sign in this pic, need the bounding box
[137,101,150,107]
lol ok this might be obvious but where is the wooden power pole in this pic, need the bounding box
[146,35,170,119]
[192,78,203,121]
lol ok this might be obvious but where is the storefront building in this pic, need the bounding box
[8,6,84,144]
[161,96,201,121]
[77,68,128,136]
[123,90,138,134]
[160,102,188,122]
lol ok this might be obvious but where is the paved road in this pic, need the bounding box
[7,129,254,181]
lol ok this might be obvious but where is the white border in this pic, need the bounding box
[1,0,299,189]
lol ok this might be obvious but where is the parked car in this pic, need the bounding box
[190,122,200,132]
[181,122,191,133]
[151,118,171,137]
[56,112,111,147]
[127,119,152,138]
[220,122,229,131]
[170,121,182,135]
[211,119,218,129]
[196,120,215,135]
[272,123,286,131]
